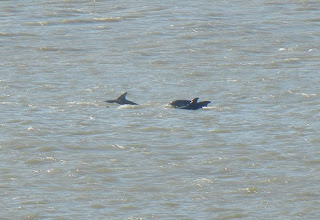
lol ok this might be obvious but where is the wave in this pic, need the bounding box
[61,17,123,24]
[24,17,123,26]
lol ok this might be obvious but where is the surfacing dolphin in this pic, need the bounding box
[170,99,191,108]
[170,97,210,110]
[105,92,138,105]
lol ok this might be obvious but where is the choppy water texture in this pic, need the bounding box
[1,0,320,219]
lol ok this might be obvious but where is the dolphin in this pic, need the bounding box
[178,98,210,110]
[170,99,191,108]
[105,92,138,105]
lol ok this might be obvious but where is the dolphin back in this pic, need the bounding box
[170,100,191,108]
[105,92,138,105]
[105,99,117,103]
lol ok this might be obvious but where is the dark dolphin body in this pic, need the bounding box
[105,92,138,105]
[170,100,191,108]
[178,98,211,110]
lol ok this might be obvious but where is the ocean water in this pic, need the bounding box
[1,0,320,219]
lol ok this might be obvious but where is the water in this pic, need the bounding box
[1,0,320,219]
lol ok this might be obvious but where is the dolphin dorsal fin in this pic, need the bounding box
[191,98,199,103]
[117,92,127,101]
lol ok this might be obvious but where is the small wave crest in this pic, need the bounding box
[61,17,123,24]
[117,104,143,109]
[24,17,122,26]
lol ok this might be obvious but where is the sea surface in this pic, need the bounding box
[1,0,320,219]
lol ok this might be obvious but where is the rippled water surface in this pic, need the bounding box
[1,1,320,219]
